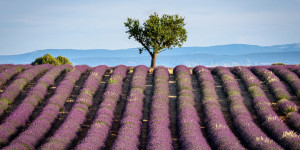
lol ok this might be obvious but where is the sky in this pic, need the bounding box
[0,0,300,55]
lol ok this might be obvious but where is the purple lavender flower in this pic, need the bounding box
[112,65,148,150]
[194,65,247,150]
[40,65,108,150]
[0,64,53,116]
[277,99,298,115]
[214,66,283,149]
[2,65,88,148]
[270,66,300,98]
[0,65,30,87]
[233,66,299,149]
[286,112,300,133]
[0,64,15,72]
[146,66,173,150]
[75,65,128,150]
[175,65,211,150]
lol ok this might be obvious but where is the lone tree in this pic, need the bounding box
[124,12,187,68]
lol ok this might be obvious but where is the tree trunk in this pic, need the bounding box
[151,53,157,68]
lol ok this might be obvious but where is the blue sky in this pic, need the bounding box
[0,0,300,55]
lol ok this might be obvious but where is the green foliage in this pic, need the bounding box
[31,54,60,66]
[283,106,298,114]
[56,56,72,65]
[179,86,193,91]
[124,12,187,67]
[108,78,119,84]
[228,91,241,97]
[272,63,285,65]
[82,89,94,95]
[31,54,72,66]
[75,105,89,114]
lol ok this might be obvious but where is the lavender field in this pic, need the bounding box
[0,64,300,150]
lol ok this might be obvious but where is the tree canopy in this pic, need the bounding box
[124,12,187,68]
[32,54,72,66]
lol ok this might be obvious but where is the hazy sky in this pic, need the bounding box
[0,0,300,55]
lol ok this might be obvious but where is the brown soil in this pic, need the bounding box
[139,72,153,150]
[169,74,179,150]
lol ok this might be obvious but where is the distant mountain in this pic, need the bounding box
[71,51,300,67]
[1,43,299,67]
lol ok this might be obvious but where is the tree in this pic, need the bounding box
[56,56,72,65]
[124,12,187,68]
[32,54,72,66]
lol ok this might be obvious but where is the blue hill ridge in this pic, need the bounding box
[0,43,299,67]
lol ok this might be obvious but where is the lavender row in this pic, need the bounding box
[146,66,173,150]
[213,67,283,149]
[277,98,300,134]
[0,64,14,72]
[269,66,300,99]
[75,65,128,150]
[251,67,299,114]
[194,65,244,150]
[174,65,211,150]
[251,66,291,100]
[251,66,300,135]
[285,112,300,134]
[0,65,31,87]
[233,66,300,149]
[0,64,72,144]
[287,65,300,78]
[40,65,109,150]
[0,64,53,116]
[3,65,89,150]
[112,65,149,150]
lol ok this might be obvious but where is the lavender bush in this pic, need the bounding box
[234,66,300,149]
[194,65,244,150]
[0,65,31,87]
[146,66,173,150]
[277,99,298,115]
[112,65,149,150]
[75,65,128,150]
[213,66,283,149]
[270,66,300,99]
[287,65,300,78]
[40,65,108,150]
[0,64,72,144]
[2,65,89,150]
[286,112,300,133]
[174,65,211,150]
[0,64,14,72]
[251,66,291,100]
[0,64,52,116]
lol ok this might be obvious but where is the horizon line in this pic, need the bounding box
[1,42,300,56]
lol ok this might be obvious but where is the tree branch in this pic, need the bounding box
[158,46,169,53]
[158,48,167,53]
[138,39,153,57]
